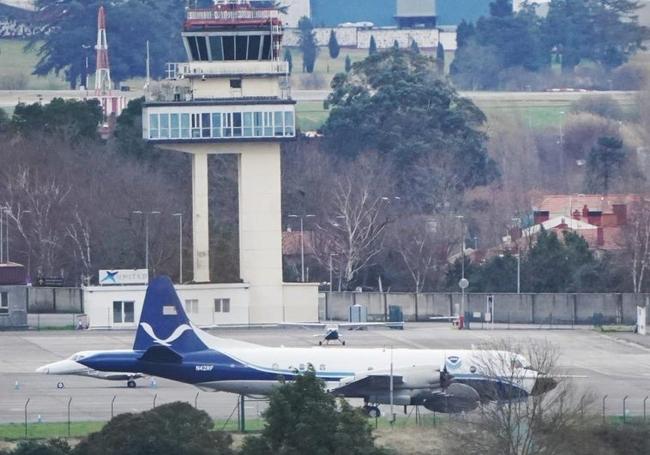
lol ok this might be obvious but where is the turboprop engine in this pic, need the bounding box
[422,383,481,413]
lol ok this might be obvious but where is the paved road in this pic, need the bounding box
[1,324,649,424]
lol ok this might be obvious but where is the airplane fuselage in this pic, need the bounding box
[75,346,539,403]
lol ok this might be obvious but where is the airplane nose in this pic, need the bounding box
[35,365,50,374]
[531,375,557,396]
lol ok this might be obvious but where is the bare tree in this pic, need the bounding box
[311,154,394,289]
[386,216,454,292]
[445,339,592,455]
[621,198,650,293]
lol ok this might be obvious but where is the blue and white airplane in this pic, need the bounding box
[37,276,557,417]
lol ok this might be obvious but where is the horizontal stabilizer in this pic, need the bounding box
[139,345,183,364]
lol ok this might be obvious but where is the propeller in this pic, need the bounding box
[439,364,454,390]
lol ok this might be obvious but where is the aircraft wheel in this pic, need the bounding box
[365,406,380,418]
[318,341,322,346]
[127,380,137,388]
[56,382,64,389]
[341,340,346,346]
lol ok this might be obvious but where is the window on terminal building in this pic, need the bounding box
[113,301,134,324]
[0,292,8,314]
[185,299,199,314]
[214,298,230,313]
[229,79,242,89]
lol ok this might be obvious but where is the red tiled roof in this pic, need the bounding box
[533,194,641,217]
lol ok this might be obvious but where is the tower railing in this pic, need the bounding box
[165,61,289,79]
[186,8,280,22]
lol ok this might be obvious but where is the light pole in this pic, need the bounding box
[132,211,160,278]
[328,253,338,293]
[288,214,315,282]
[173,213,183,284]
[0,207,6,263]
[456,215,467,317]
[81,44,92,90]
[513,217,521,294]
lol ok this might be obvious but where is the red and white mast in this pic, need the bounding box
[94,5,111,95]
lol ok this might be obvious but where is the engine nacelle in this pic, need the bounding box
[422,383,480,413]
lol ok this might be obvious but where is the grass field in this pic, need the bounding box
[0,413,447,441]
[0,39,68,90]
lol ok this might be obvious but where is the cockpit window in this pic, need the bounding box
[71,354,86,361]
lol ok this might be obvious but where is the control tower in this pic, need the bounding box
[142,0,302,323]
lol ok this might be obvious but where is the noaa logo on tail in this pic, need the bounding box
[140,322,192,346]
[446,355,462,370]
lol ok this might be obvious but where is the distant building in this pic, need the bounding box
[507,194,642,251]
[395,0,437,28]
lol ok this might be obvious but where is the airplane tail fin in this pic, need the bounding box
[133,276,207,353]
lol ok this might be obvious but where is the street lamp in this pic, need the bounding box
[328,253,338,293]
[288,214,316,282]
[132,210,161,278]
[172,213,183,284]
[456,215,467,317]
[513,217,522,294]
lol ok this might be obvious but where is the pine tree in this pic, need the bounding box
[298,16,319,73]
[410,40,420,54]
[328,30,340,59]
[436,42,445,74]
[393,39,399,49]
[368,35,377,55]
[283,48,293,74]
[344,54,352,72]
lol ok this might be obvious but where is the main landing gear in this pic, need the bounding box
[127,380,137,388]
[362,404,381,418]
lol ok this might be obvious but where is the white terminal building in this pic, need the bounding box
[84,1,318,329]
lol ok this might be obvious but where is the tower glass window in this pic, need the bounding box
[170,113,180,138]
[223,36,235,60]
[212,113,222,137]
[201,113,211,138]
[236,36,248,60]
[209,36,224,61]
[180,113,190,138]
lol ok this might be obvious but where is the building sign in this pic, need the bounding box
[98,269,149,286]
[35,277,65,287]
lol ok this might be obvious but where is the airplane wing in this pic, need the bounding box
[279,322,327,329]
[332,373,405,396]
[338,322,405,329]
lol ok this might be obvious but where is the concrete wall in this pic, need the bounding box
[283,283,319,322]
[28,287,83,313]
[321,292,650,325]
[284,27,455,50]
[0,285,27,328]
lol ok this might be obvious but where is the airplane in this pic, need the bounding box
[36,276,558,417]
[281,321,405,346]
[36,353,145,389]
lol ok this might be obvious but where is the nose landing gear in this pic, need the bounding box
[127,380,137,388]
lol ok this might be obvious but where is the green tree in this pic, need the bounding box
[451,4,547,88]
[240,369,387,455]
[393,39,399,49]
[324,49,497,201]
[544,0,650,72]
[328,30,340,59]
[523,228,571,292]
[11,98,102,142]
[283,47,293,74]
[345,54,352,72]
[456,20,475,48]
[369,35,377,55]
[74,402,233,455]
[3,440,71,455]
[585,136,627,193]
[410,40,420,54]
[298,16,318,73]
[113,97,158,161]
[436,42,445,73]
[29,0,187,88]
